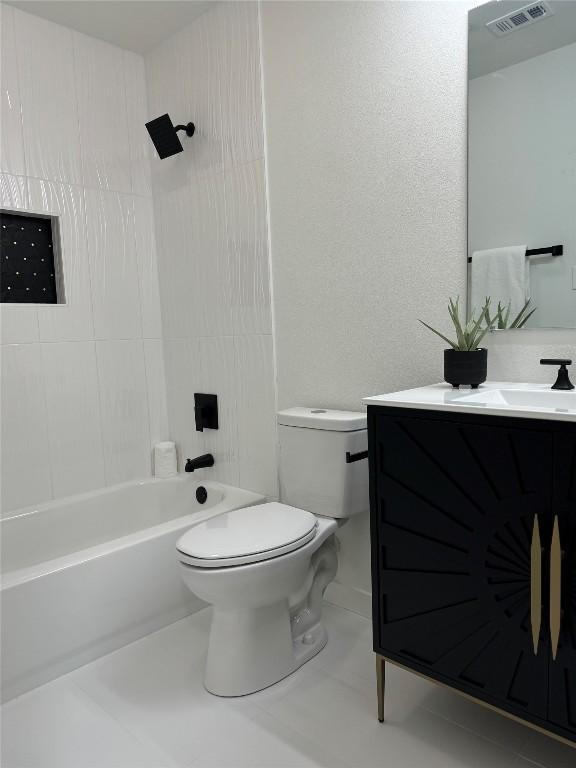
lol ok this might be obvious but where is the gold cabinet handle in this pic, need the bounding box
[550,516,562,660]
[530,515,542,655]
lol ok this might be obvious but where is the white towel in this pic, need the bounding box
[470,245,529,318]
[154,441,177,479]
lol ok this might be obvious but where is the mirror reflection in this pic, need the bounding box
[468,0,576,329]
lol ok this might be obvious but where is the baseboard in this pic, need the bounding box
[324,580,372,619]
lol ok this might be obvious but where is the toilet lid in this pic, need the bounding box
[176,502,317,567]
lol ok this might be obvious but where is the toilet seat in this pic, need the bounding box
[177,502,318,568]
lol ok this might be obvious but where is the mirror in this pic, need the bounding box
[468,0,576,329]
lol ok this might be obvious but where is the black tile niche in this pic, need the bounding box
[1,210,60,303]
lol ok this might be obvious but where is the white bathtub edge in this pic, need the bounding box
[2,482,265,589]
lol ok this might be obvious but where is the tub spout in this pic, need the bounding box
[185,454,214,472]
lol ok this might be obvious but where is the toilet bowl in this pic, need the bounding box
[177,407,369,697]
[178,503,338,696]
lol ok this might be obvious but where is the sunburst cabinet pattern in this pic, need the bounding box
[368,407,576,745]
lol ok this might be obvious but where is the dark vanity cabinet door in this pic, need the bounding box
[369,409,554,725]
[547,432,576,733]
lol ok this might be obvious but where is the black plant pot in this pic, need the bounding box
[444,348,487,389]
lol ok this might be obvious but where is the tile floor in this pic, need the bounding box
[1,604,574,768]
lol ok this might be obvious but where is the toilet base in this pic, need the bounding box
[204,603,328,697]
[292,619,328,669]
[179,523,338,698]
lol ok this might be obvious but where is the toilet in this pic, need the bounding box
[176,407,368,696]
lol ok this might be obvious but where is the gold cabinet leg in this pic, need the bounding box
[376,655,385,723]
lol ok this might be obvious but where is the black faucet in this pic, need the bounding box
[540,359,574,391]
[185,454,215,472]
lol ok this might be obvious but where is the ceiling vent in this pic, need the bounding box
[486,1,554,37]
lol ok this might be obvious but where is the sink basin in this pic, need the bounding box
[363,381,576,422]
[456,388,576,412]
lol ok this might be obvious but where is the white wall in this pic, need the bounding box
[260,0,470,609]
[261,1,470,415]
[0,6,168,514]
[145,2,278,498]
[469,42,576,329]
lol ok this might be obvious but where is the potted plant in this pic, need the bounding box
[419,297,492,389]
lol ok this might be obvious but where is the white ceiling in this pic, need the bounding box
[469,0,576,78]
[5,0,213,53]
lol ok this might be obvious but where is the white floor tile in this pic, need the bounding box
[420,684,533,755]
[248,660,520,768]
[517,731,576,768]
[190,706,347,768]
[70,612,251,767]
[1,604,573,768]
[0,678,173,768]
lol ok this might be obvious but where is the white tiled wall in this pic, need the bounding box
[145,2,278,499]
[15,8,82,186]
[0,6,168,514]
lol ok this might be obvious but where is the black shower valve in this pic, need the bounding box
[194,393,219,432]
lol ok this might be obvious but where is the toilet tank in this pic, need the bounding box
[277,408,369,519]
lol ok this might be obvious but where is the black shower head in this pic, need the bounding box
[145,114,195,159]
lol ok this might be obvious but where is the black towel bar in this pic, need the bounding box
[468,245,563,263]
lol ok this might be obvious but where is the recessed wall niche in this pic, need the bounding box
[0,210,64,304]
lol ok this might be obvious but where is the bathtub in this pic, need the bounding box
[0,476,265,702]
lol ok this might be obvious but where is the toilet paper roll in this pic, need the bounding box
[154,441,177,479]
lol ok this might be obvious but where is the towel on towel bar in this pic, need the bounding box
[470,245,528,319]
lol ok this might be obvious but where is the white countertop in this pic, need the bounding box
[363,381,576,423]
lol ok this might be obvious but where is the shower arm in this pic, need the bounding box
[174,122,196,137]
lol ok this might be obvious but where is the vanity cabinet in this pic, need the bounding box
[368,406,576,746]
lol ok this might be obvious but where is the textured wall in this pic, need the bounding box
[261,1,470,415]
[145,2,278,498]
[260,1,470,604]
[1,6,167,514]
[485,330,576,382]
